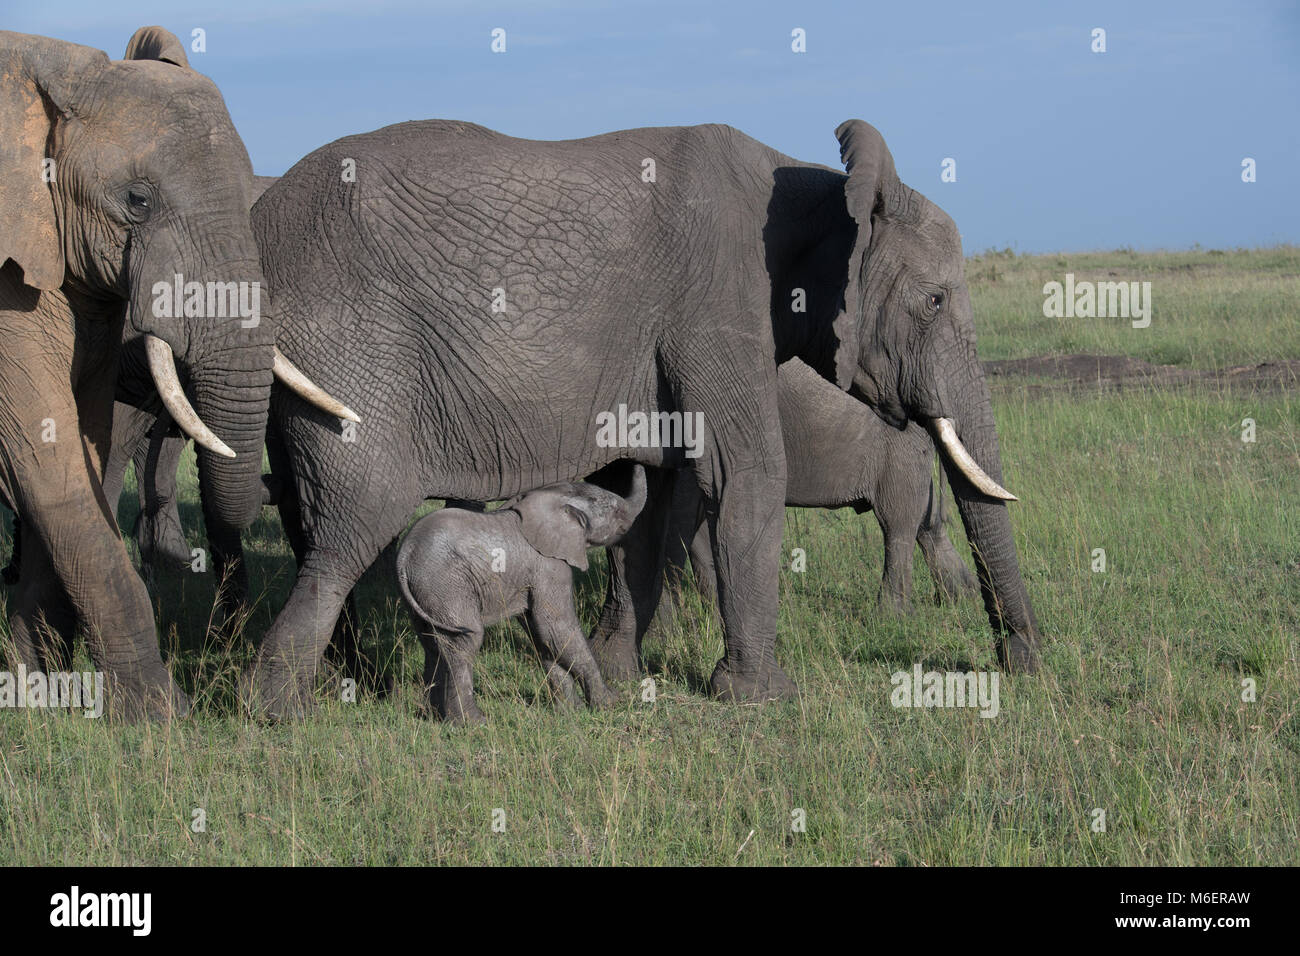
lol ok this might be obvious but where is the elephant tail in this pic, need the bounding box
[395,549,419,623]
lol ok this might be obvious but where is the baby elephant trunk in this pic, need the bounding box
[623,464,648,521]
[583,463,648,547]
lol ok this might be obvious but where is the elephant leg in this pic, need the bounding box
[915,469,979,603]
[875,476,929,612]
[319,529,399,696]
[702,469,794,701]
[531,600,618,710]
[5,535,76,672]
[103,400,155,524]
[588,467,675,681]
[509,613,576,704]
[265,427,378,689]
[421,621,486,725]
[245,463,419,719]
[324,589,393,696]
[678,483,716,610]
[876,522,915,613]
[651,474,706,630]
[240,555,358,720]
[137,412,191,574]
[1,428,187,720]
[1,311,186,720]
[676,365,794,702]
[536,645,579,708]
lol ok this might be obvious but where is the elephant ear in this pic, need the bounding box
[0,34,105,291]
[123,26,190,68]
[505,491,590,572]
[831,119,899,391]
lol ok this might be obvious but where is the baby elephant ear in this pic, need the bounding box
[508,494,590,572]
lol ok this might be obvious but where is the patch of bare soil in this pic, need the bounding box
[983,353,1300,394]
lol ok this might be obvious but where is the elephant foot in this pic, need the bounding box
[997,632,1041,674]
[137,518,191,571]
[584,680,621,711]
[545,667,579,708]
[587,630,643,682]
[454,707,488,727]
[239,666,315,722]
[109,673,190,722]
[933,567,980,604]
[433,697,487,726]
[875,588,910,615]
[709,658,799,703]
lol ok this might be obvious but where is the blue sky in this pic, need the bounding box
[12,0,1298,253]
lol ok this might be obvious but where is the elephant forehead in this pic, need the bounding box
[879,211,964,284]
[101,61,231,132]
[916,205,963,258]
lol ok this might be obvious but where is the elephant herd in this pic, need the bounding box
[0,26,1042,724]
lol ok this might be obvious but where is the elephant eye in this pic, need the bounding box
[125,185,154,221]
[928,292,945,309]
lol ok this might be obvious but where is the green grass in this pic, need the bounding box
[968,244,1300,367]
[1,247,1297,865]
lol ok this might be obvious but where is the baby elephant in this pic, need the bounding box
[398,465,648,724]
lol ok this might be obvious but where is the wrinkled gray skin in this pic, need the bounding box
[103,173,285,587]
[0,28,276,720]
[116,119,1042,718]
[398,465,647,724]
[650,358,978,633]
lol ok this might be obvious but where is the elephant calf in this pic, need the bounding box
[398,465,647,724]
[677,358,979,611]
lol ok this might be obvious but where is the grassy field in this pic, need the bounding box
[968,244,1300,367]
[1,247,1297,865]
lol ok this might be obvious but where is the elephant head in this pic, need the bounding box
[505,464,648,571]
[0,27,349,540]
[818,120,1041,670]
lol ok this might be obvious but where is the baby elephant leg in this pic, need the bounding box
[536,645,580,708]
[420,622,487,725]
[528,603,619,711]
[515,616,577,705]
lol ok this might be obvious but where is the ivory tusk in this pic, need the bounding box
[144,335,236,459]
[272,347,361,423]
[930,417,1017,501]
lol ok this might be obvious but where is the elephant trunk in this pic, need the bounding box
[934,368,1041,671]
[189,357,273,535]
[623,464,648,518]
[127,236,274,536]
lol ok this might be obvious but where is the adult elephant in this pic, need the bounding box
[0,28,344,719]
[234,118,1040,718]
